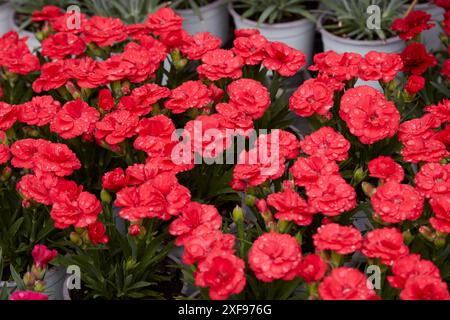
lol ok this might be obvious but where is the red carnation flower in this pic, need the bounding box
[0,32,40,75]
[340,86,400,144]
[267,183,314,226]
[34,142,81,177]
[232,33,268,65]
[165,81,211,114]
[414,163,450,198]
[401,43,437,75]
[18,96,60,127]
[115,173,190,222]
[65,57,106,89]
[0,102,18,130]
[307,174,356,217]
[125,162,161,186]
[372,182,424,224]
[290,155,339,188]
[297,254,327,283]
[313,223,362,255]
[50,12,88,33]
[362,228,409,265]
[88,221,109,245]
[32,60,69,93]
[358,51,403,83]
[50,99,99,139]
[442,59,450,79]
[121,84,170,116]
[195,250,246,300]
[98,88,115,111]
[146,8,182,36]
[392,11,435,41]
[429,196,450,234]
[32,244,57,268]
[95,110,139,145]
[197,49,243,81]
[405,75,425,95]
[263,41,306,76]
[41,32,86,59]
[300,127,350,162]
[169,202,221,246]
[289,78,334,118]
[120,42,164,83]
[97,55,133,83]
[400,276,450,300]
[32,5,63,22]
[227,78,270,119]
[368,156,404,183]
[51,190,101,229]
[102,168,127,191]
[318,267,379,300]
[16,173,62,206]
[215,103,254,132]
[248,232,302,282]
[181,32,221,60]
[401,136,449,163]
[83,16,127,47]
[134,115,175,156]
[0,144,10,165]
[9,291,48,300]
[388,254,441,289]
[10,139,50,169]
[182,230,235,265]
[309,51,362,82]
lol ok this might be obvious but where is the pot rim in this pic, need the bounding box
[317,14,403,46]
[228,3,313,29]
[176,0,225,14]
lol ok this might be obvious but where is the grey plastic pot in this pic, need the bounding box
[9,12,40,51]
[177,0,230,43]
[229,4,316,65]
[0,2,13,36]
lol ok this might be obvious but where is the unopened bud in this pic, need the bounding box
[100,189,111,204]
[128,224,141,237]
[362,182,377,198]
[65,81,81,99]
[34,280,46,292]
[1,166,12,182]
[419,226,436,242]
[125,258,137,271]
[244,194,256,207]
[31,265,45,281]
[353,168,366,186]
[174,58,188,70]
[402,229,414,245]
[278,220,289,233]
[434,236,446,249]
[23,272,35,288]
[232,206,244,223]
[70,232,83,246]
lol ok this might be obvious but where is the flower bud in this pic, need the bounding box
[244,194,256,207]
[23,272,36,288]
[232,206,244,223]
[362,182,377,198]
[70,231,83,246]
[65,81,81,100]
[125,258,137,271]
[128,224,141,237]
[31,265,45,281]
[353,167,366,186]
[434,236,446,249]
[419,226,436,242]
[402,229,414,245]
[100,189,111,204]
[0,166,12,182]
[34,280,46,292]
[174,58,188,70]
[278,220,289,233]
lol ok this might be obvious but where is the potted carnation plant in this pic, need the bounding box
[318,0,407,55]
[229,0,317,64]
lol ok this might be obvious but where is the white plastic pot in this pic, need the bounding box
[229,4,316,65]
[318,15,405,56]
[177,0,230,43]
[0,2,14,36]
[9,12,40,51]
[403,2,445,52]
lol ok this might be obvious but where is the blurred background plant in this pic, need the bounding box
[231,0,317,24]
[319,0,407,40]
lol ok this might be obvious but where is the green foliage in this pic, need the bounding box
[83,0,165,24]
[58,208,180,299]
[320,0,407,40]
[232,0,317,25]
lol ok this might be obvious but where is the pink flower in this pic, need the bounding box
[9,291,48,300]
[94,110,139,145]
[197,49,243,81]
[164,81,211,114]
[290,155,339,187]
[82,16,127,47]
[227,78,270,119]
[362,228,409,265]
[32,244,57,268]
[388,254,441,289]
[313,223,362,255]
[358,51,403,83]
[263,42,306,76]
[289,78,334,118]
[297,254,327,283]
[18,96,60,127]
[368,156,404,183]
[300,127,350,162]
[400,276,450,300]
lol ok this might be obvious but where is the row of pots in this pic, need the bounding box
[0,1,445,58]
